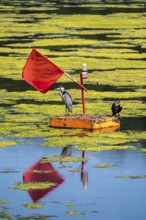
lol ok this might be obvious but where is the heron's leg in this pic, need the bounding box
[66,106,68,115]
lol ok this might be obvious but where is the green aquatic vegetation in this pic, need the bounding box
[5,113,45,123]
[10,182,56,191]
[116,176,128,178]
[31,169,52,174]
[85,69,146,87]
[85,101,111,115]
[42,130,146,151]
[47,127,84,137]
[94,163,116,168]
[130,175,146,179]
[11,104,49,114]
[0,121,49,139]
[0,170,18,174]
[41,13,146,30]
[66,203,75,206]
[40,156,88,163]
[70,169,83,173]
[43,136,127,150]
[116,175,146,179]
[123,101,146,117]
[0,140,17,148]
[139,148,146,153]
[67,210,86,215]
[24,203,42,209]
[78,145,136,152]
[59,165,72,169]
[0,200,9,204]
[32,38,98,48]
[16,129,49,139]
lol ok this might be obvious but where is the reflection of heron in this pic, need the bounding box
[60,145,73,157]
[111,99,122,116]
[60,147,88,189]
[56,86,72,114]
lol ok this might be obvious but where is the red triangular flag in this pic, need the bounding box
[22,49,64,93]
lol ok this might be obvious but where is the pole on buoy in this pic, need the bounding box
[80,64,88,115]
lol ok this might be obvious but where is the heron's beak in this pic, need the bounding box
[55,87,60,91]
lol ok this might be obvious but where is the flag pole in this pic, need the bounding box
[80,64,88,115]
[65,72,87,92]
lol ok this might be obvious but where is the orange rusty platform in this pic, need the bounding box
[50,114,120,130]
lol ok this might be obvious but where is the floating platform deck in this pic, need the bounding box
[50,114,120,130]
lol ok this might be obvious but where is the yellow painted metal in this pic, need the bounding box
[50,114,120,130]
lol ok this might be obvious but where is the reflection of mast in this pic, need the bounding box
[23,157,64,203]
[81,151,88,190]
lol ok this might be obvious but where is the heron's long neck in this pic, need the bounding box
[59,91,63,97]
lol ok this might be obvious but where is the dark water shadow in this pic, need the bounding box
[0,77,36,92]
[16,99,79,106]
[120,117,146,131]
[0,36,33,47]
[3,1,145,16]
[52,82,136,92]
[0,77,136,93]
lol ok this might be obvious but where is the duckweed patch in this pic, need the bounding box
[42,129,146,150]
[66,203,75,206]
[0,170,19,174]
[40,156,88,163]
[59,165,72,169]
[31,169,52,174]
[78,145,136,152]
[0,200,9,204]
[67,210,86,215]
[9,182,56,191]
[116,175,146,179]
[94,163,115,168]
[24,203,42,209]
[0,140,17,148]
[139,148,146,153]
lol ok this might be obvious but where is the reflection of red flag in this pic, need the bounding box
[23,159,64,203]
[22,49,64,93]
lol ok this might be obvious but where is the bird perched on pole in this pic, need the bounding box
[56,86,72,114]
[111,99,122,116]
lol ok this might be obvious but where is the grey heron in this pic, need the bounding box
[111,99,122,116]
[56,86,72,114]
